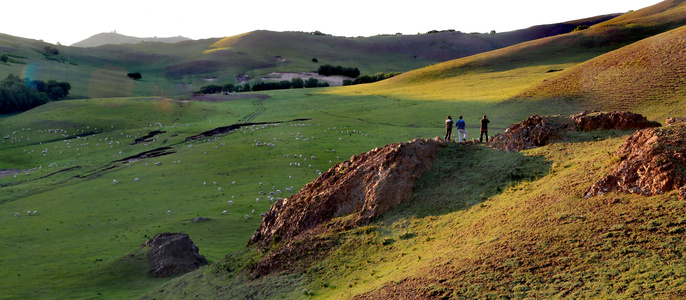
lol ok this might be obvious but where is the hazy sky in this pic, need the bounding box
[3,0,664,46]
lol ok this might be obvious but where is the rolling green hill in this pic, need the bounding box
[1,1,686,299]
[1,13,619,100]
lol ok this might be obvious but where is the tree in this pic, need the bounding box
[43,45,59,55]
[46,80,70,99]
[312,58,318,63]
[198,85,222,94]
[0,55,7,63]
[304,78,319,88]
[291,77,304,89]
[127,72,142,80]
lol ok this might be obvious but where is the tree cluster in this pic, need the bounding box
[342,72,401,86]
[317,64,360,78]
[197,77,330,94]
[0,74,71,114]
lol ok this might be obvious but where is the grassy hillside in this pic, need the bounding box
[338,0,686,103]
[1,14,619,100]
[514,25,686,121]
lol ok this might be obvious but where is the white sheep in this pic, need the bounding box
[222,210,227,215]
[228,200,233,205]
[218,187,222,191]
[113,179,119,184]
[255,198,259,203]
[167,210,171,215]
[33,210,37,215]
[134,178,139,181]
[244,214,250,219]
[27,211,31,215]
[15,212,20,217]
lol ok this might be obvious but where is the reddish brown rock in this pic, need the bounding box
[489,115,566,153]
[585,123,686,198]
[666,116,686,126]
[142,232,207,278]
[571,111,661,131]
[248,138,447,250]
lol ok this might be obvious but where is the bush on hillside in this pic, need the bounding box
[342,72,401,86]
[127,72,142,80]
[573,25,590,32]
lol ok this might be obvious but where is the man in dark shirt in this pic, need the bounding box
[444,116,454,141]
[480,115,490,143]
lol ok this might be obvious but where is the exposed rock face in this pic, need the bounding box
[248,138,447,249]
[489,111,660,153]
[489,115,564,153]
[571,111,661,131]
[142,232,207,278]
[585,123,686,198]
[666,116,686,126]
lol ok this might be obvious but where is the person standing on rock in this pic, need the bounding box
[480,115,490,143]
[456,116,467,143]
[444,116,454,141]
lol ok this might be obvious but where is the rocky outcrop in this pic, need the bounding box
[571,111,661,131]
[585,123,686,198]
[489,111,660,153]
[248,138,447,250]
[489,115,567,153]
[141,232,207,278]
[666,116,686,126]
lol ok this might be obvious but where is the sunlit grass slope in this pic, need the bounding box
[328,0,686,103]
[514,24,686,121]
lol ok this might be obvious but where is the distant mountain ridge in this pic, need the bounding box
[70,32,191,47]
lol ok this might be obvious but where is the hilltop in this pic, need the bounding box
[70,32,191,48]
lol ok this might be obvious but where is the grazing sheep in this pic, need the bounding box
[33,210,37,215]
[244,214,250,219]
[228,200,233,205]
[232,181,236,185]
[154,162,161,166]
[251,209,255,213]
[27,211,31,215]
[113,179,119,184]
[15,212,20,217]
[255,198,259,203]
[222,210,227,215]
[167,210,171,215]
[134,178,139,181]
[218,187,222,191]
[260,213,266,217]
